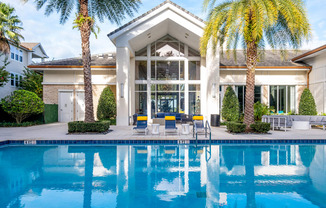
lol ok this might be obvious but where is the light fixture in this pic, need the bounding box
[120,83,124,98]
[212,83,217,98]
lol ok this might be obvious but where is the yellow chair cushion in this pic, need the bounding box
[137,116,147,121]
[165,116,176,120]
[193,116,204,121]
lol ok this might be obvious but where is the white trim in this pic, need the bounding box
[220,82,306,85]
[42,82,116,85]
[31,67,116,71]
[220,68,309,71]
[58,89,74,92]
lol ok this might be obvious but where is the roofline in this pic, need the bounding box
[28,65,116,69]
[292,45,326,62]
[220,66,311,69]
[8,40,33,52]
[107,0,205,39]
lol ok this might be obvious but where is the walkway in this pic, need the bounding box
[1,122,326,141]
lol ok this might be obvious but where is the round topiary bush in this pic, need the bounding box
[299,88,317,115]
[0,90,44,123]
[222,86,239,121]
[97,86,116,120]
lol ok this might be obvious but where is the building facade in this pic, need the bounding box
[31,1,318,125]
[0,42,48,99]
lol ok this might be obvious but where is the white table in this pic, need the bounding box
[292,121,310,130]
[152,124,160,135]
[181,124,190,135]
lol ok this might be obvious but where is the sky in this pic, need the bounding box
[3,0,326,60]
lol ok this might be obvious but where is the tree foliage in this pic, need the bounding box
[1,90,44,123]
[20,67,43,98]
[97,86,116,121]
[254,102,270,121]
[201,0,311,128]
[222,86,239,121]
[0,2,24,54]
[299,88,317,115]
[0,55,10,87]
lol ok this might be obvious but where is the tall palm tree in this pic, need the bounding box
[28,0,141,123]
[201,0,310,128]
[0,2,24,54]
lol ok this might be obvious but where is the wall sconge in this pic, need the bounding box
[120,83,124,98]
[212,83,216,98]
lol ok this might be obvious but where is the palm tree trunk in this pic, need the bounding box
[244,41,258,129]
[79,0,95,123]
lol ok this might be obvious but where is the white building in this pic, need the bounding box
[30,1,317,125]
[0,42,48,99]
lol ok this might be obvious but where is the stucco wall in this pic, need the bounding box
[43,70,116,84]
[220,70,307,85]
[43,84,116,120]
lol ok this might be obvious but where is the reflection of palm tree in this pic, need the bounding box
[299,145,316,168]
[222,146,238,171]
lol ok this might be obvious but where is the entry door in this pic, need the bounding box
[76,91,85,121]
[59,91,73,122]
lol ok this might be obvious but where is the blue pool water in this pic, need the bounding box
[0,144,325,208]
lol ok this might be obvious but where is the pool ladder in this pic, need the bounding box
[193,120,212,144]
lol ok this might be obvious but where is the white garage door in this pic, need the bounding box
[76,91,85,121]
[59,91,73,122]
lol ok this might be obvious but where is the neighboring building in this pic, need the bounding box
[30,1,314,125]
[0,42,48,99]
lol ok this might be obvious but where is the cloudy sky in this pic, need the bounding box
[3,0,326,60]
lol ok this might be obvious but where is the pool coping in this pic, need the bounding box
[1,139,326,147]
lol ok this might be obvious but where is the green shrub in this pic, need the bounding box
[97,86,116,120]
[226,122,246,133]
[20,68,43,98]
[68,121,110,133]
[0,56,10,87]
[299,88,317,115]
[44,104,58,124]
[222,86,239,121]
[254,102,270,121]
[250,122,270,133]
[1,90,44,123]
[0,121,42,127]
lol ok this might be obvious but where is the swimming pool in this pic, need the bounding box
[0,144,324,208]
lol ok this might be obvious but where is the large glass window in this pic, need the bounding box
[235,86,261,112]
[150,35,184,57]
[189,84,201,115]
[135,61,147,80]
[189,61,200,80]
[135,84,147,115]
[269,86,295,113]
[151,61,184,80]
[151,84,184,115]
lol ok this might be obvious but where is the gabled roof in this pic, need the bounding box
[220,50,310,68]
[291,44,326,62]
[107,0,205,37]
[29,53,116,68]
[20,42,40,50]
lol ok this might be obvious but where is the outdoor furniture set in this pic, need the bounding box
[262,115,326,131]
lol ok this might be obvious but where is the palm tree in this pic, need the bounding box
[0,2,24,54]
[27,0,141,123]
[201,0,310,128]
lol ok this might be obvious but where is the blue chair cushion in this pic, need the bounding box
[157,113,165,118]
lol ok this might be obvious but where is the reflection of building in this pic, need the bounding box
[1,144,325,207]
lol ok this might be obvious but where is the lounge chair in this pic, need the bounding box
[193,115,205,137]
[133,116,148,135]
[164,116,178,135]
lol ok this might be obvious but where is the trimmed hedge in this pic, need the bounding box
[68,121,110,133]
[0,121,42,127]
[250,122,270,133]
[222,86,239,121]
[44,104,58,124]
[299,88,317,115]
[226,122,246,133]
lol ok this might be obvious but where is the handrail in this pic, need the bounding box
[193,120,212,144]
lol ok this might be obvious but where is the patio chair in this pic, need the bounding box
[193,115,205,137]
[133,116,148,135]
[164,116,178,135]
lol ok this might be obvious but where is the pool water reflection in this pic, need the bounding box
[0,144,325,208]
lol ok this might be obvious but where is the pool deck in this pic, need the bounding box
[1,122,326,141]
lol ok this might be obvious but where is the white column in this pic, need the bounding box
[184,45,189,114]
[204,43,220,121]
[147,44,152,121]
[130,57,135,116]
[116,47,131,126]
